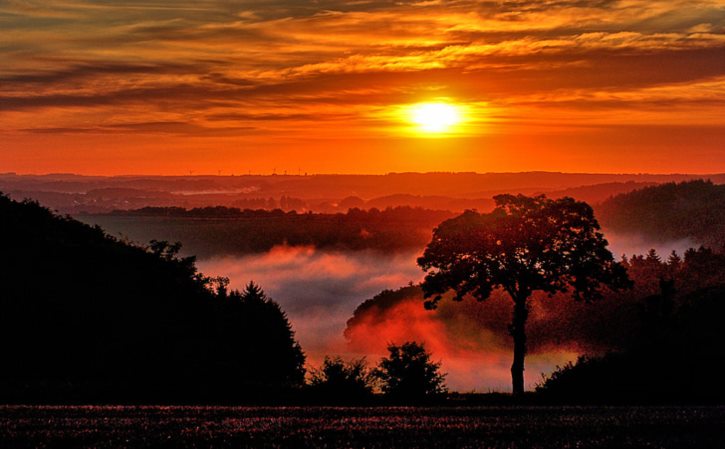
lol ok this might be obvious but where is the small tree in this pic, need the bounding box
[308,357,375,400]
[418,194,630,395]
[219,281,306,387]
[374,341,447,399]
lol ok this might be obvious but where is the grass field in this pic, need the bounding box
[1,405,723,448]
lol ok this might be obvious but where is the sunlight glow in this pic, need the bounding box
[409,102,463,133]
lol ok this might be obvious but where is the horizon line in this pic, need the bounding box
[3,170,725,179]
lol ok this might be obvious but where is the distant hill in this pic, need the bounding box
[0,195,305,402]
[74,180,725,257]
[546,182,658,205]
[365,194,494,212]
[597,180,725,249]
[2,172,722,214]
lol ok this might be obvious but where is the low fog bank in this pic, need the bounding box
[196,247,423,368]
[604,231,697,260]
[195,230,698,392]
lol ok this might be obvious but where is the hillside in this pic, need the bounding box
[597,180,725,249]
[537,283,725,403]
[0,195,305,401]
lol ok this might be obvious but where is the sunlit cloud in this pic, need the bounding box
[1,0,723,173]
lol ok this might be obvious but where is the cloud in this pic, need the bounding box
[1,0,723,173]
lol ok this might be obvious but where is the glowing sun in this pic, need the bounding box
[409,102,462,133]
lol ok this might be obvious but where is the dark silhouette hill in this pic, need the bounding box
[545,181,658,204]
[0,195,305,402]
[537,282,725,403]
[597,180,725,249]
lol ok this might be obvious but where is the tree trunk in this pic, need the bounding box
[509,296,529,396]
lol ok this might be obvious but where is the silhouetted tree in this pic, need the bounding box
[308,357,375,401]
[418,194,630,395]
[219,281,307,387]
[374,342,446,400]
[240,281,267,302]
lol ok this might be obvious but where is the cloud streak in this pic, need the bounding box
[1,0,723,173]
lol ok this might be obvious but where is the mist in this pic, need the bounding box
[196,230,702,392]
[604,231,697,260]
[195,246,578,391]
[196,247,423,367]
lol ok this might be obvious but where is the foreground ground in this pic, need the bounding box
[1,405,723,448]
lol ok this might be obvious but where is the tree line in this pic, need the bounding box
[3,188,723,403]
[90,206,455,256]
[597,179,725,249]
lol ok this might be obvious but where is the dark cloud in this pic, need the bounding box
[0,61,201,85]
[19,121,257,136]
[2,43,722,119]
[205,112,340,122]
[1,0,722,173]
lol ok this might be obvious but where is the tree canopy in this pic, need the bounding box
[308,357,375,401]
[418,194,630,394]
[419,194,630,306]
[374,342,447,400]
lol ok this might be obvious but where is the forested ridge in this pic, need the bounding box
[86,206,455,256]
[598,180,725,248]
[0,195,305,402]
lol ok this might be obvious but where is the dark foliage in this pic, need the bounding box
[344,284,421,339]
[418,194,630,394]
[0,195,304,402]
[87,206,455,256]
[307,357,375,402]
[346,248,725,353]
[211,282,306,390]
[537,284,725,403]
[597,180,725,249]
[419,195,631,306]
[374,342,447,400]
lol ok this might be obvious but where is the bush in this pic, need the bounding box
[374,342,447,400]
[308,357,375,401]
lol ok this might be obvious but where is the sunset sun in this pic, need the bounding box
[409,102,463,133]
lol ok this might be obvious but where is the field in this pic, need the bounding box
[1,406,724,449]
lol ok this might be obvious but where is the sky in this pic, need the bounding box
[1,0,724,175]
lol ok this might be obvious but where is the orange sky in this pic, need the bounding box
[1,0,724,175]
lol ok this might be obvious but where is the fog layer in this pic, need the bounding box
[197,248,421,367]
[198,230,699,392]
[198,246,575,391]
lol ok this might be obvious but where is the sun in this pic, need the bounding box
[409,102,463,133]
